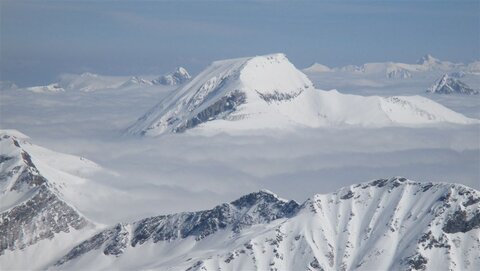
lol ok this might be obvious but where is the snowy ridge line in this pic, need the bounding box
[303,54,480,78]
[52,177,479,271]
[127,53,478,136]
[12,66,192,93]
[427,73,479,95]
[0,133,95,256]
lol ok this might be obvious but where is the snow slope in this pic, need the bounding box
[52,177,480,271]
[128,53,477,136]
[0,130,105,269]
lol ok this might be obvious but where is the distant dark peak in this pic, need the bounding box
[362,177,409,189]
[230,189,287,208]
[427,74,478,95]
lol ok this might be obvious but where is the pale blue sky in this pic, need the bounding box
[1,0,479,86]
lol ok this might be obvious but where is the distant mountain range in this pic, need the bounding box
[127,53,477,136]
[304,54,480,79]
[3,67,191,93]
[1,130,478,270]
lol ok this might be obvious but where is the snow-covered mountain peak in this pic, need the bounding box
[304,62,332,73]
[152,66,192,86]
[127,53,477,136]
[0,131,95,256]
[427,73,478,95]
[119,76,153,88]
[52,177,479,270]
[417,54,441,65]
[237,53,314,94]
[175,67,190,77]
[230,189,298,216]
[127,53,315,135]
[306,176,479,214]
[79,72,99,78]
[203,53,313,93]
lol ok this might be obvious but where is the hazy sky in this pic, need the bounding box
[1,0,479,86]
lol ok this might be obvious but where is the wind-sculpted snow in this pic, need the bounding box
[0,134,89,255]
[54,177,479,271]
[128,53,477,136]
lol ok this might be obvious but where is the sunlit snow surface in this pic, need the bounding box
[0,55,479,222]
[0,54,479,269]
[128,54,476,136]
[52,178,480,271]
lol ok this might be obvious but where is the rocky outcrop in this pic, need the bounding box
[0,135,89,255]
[55,190,299,264]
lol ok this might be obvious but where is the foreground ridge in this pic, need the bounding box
[54,177,480,271]
[0,133,91,254]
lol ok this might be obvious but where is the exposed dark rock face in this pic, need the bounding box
[103,224,130,256]
[0,185,87,254]
[256,89,303,103]
[55,225,123,266]
[55,191,299,264]
[463,196,480,207]
[419,231,451,250]
[370,178,389,188]
[0,135,88,255]
[443,210,480,234]
[174,90,246,133]
[405,254,428,270]
[340,190,354,200]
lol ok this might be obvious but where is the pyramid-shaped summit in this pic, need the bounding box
[417,54,441,65]
[127,53,476,136]
[128,53,314,135]
[427,74,478,95]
